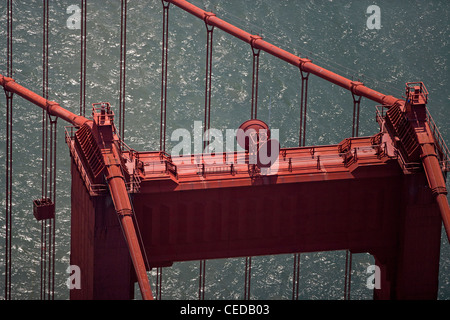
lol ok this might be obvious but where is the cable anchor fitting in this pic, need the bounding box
[250,35,262,55]
[161,0,170,9]
[298,58,311,78]
[203,12,216,30]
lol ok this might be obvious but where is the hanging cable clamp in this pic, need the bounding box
[46,101,60,120]
[116,208,133,217]
[250,35,262,53]
[1,74,15,86]
[350,81,364,96]
[298,58,311,73]
[1,75,15,98]
[161,0,170,9]
[203,12,216,27]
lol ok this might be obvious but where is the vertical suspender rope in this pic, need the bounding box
[49,116,57,300]
[351,81,363,138]
[44,0,49,300]
[5,0,13,79]
[352,93,362,137]
[203,14,214,152]
[198,259,206,300]
[41,114,58,301]
[293,62,311,298]
[199,15,215,297]
[40,215,45,300]
[292,253,301,300]
[155,266,162,300]
[344,249,352,300]
[41,0,56,300]
[119,0,128,145]
[160,1,170,152]
[299,61,310,147]
[4,0,13,300]
[80,0,87,117]
[245,38,260,293]
[244,256,252,300]
[250,36,261,120]
[4,90,13,301]
[41,0,49,299]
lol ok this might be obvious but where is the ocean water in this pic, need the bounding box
[0,0,448,300]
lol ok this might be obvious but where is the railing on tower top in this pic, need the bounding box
[376,105,449,175]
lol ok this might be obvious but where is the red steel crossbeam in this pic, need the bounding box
[164,0,450,242]
[165,0,402,107]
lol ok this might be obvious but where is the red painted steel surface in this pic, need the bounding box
[125,134,441,299]
[67,129,443,299]
[403,83,449,242]
[1,5,449,298]
[2,73,448,299]
[70,157,135,299]
[90,104,153,300]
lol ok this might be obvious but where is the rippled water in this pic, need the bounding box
[0,0,449,300]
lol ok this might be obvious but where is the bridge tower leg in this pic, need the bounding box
[69,159,135,300]
[374,173,442,299]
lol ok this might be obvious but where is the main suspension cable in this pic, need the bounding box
[217,8,403,99]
